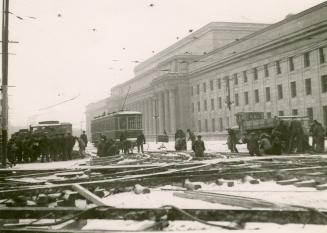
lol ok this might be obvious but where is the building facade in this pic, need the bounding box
[86,2,327,140]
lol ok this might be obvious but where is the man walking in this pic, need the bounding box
[80,131,88,148]
[136,132,146,154]
[193,135,205,157]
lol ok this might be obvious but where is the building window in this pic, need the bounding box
[235,93,239,106]
[233,73,238,85]
[289,57,295,71]
[253,68,258,80]
[191,103,194,113]
[276,60,281,74]
[210,80,214,91]
[212,118,216,132]
[211,98,215,110]
[203,82,207,93]
[198,120,201,132]
[265,87,271,102]
[264,64,269,77]
[197,101,200,112]
[191,86,193,96]
[243,71,248,83]
[217,78,221,89]
[204,119,208,132]
[305,79,312,95]
[322,75,327,93]
[279,110,284,116]
[304,52,310,67]
[277,84,283,99]
[254,89,259,103]
[218,97,222,109]
[244,92,249,105]
[307,107,313,121]
[204,100,207,111]
[290,81,297,98]
[196,84,200,95]
[219,118,223,131]
[319,47,326,64]
[292,109,298,116]
[267,112,272,119]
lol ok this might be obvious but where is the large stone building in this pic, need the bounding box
[86,2,327,140]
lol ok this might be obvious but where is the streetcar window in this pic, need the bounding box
[128,115,142,129]
[114,117,119,130]
[119,117,127,130]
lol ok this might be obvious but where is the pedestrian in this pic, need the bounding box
[97,137,106,157]
[136,132,146,154]
[227,128,239,153]
[313,121,325,153]
[310,120,318,150]
[246,132,261,156]
[187,129,196,151]
[193,135,205,157]
[40,133,50,162]
[275,120,289,152]
[77,137,86,158]
[80,131,88,148]
[64,133,76,160]
[259,134,272,155]
[271,129,282,155]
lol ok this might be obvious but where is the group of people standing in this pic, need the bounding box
[174,129,205,157]
[7,130,88,165]
[227,119,326,156]
[96,131,146,157]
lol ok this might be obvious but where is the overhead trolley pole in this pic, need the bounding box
[1,0,9,167]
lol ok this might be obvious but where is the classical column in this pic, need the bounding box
[158,92,164,134]
[146,98,151,135]
[141,100,146,133]
[164,90,170,133]
[144,99,149,135]
[169,89,176,134]
[150,97,156,135]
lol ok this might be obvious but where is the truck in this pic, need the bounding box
[234,111,311,141]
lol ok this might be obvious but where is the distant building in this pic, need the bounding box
[86,2,327,139]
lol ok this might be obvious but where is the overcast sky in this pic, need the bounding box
[5,0,326,130]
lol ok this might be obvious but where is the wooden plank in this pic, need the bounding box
[0,207,327,225]
[173,191,284,209]
[71,184,106,206]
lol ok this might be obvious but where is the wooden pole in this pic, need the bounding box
[1,0,9,167]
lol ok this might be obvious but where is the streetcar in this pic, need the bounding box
[29,121,73,135]
[91,111,143,143]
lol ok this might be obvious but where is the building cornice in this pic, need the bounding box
[189,20,327,78]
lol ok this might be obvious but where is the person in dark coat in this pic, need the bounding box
[275,120,289,152]
[271,129,282,155]
[193,135,205,157]
[288,120,304,153]
[40,133,50,162]
[187,129,196,151]
[80,131,88,148]
[136,132,146,154]
[64,133,76,160]
[313,121,326,153]
[246,132,261,156]
[227,128,239,153]
[97,138,106,157]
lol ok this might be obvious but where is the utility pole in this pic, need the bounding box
[1,0,9,167]
[224,76,233,128]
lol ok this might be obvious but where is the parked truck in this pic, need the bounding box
[234,111,311,141]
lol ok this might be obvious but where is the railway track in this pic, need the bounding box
[0,152,327,232]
